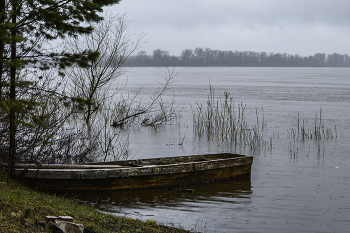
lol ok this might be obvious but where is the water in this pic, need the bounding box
[71,67,350,232]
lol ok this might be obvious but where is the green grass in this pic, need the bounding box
[0,172,190,233]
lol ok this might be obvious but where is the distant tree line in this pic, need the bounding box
[127,48,350,67]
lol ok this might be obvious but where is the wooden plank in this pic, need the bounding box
[15,153,253,191]
[15,164,130,169]
[18,164,252,191]
[15,156,253,180]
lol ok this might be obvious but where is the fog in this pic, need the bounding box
[108,0,350,56]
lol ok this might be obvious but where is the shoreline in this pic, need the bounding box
[0,172,191,233]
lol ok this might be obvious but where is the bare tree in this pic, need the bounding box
[62,13,180,162]
[0,13,181,168]
[0,67,101,166]
[110,67,179,129]
[64,13,145,126]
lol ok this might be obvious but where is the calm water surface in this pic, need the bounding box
[72,67,350,232]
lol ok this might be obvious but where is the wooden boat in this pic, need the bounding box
[14,153,253,191]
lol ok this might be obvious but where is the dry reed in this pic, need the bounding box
[193,86,267,152]
[288,108,336,140]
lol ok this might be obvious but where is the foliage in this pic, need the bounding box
[0,7,181,171]
[0,0,123,178]
[128,48,350,67]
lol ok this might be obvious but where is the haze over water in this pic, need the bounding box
[74,67,350,232]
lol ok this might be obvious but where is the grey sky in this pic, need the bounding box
[108,0,350,56]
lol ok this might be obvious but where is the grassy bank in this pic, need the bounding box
[0,172,190,233]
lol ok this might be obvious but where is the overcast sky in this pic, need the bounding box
[108,0,350,56]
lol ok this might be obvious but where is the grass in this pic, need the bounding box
[287,108,337,158]
[288,108,337,140]
[193,86,267,152]
[0,171,191,233]
[192,88,338,158]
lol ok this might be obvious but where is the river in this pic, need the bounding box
[71,67,350,232]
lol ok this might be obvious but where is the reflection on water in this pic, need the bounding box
[70,177,251,209]
[67,177,252,230]
[69,67,350,232]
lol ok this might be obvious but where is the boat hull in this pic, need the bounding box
[15,153,253,191]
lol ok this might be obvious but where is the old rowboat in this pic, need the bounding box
[15,153,253,191]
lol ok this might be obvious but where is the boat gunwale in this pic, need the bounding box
[15,153,251,169]
[92,153,248,165]
[14,154,253,180]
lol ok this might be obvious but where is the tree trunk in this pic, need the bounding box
[8,2,17,181]
[0,0,5,100]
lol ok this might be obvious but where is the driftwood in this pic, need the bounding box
[111,110,146,127]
